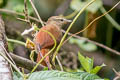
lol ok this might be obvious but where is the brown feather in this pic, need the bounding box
[35,24,62,49]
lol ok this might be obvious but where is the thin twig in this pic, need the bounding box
[0,9,40,22]
[113,68,120,76]
[100,6,120,30]
[63,1,120,47]
[0,52,24,77]
[56,56,63,71]
[113,76,120,80]
[62,30,120,55]
[24,0,32,26]
[113,68,120,80]
[9,53,44,71]
[0,44,16,66]
[17,17,29,23]
[52,0,96,63]
[29,0,44,26]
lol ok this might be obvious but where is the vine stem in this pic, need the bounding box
[100,6,120,30]
[63,1,120,45]
[30,29,57,74]
[7,38,26,46]
[52,0,96,63]
[29,0,44,26]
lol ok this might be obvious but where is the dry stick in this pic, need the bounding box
[63,1,120,55]
[56,56,63,71]
[9,53,44,71]
[0,9,40,22]
[24,0,32,26]
[0,9,120,55]
[29,0,44,26]
[113,68,120,80]
[113,76,120,80]
[17,17,30,23]
[0,44,16,66]
[24,0,29,21]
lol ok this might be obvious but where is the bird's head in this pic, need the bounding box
[46,16,72,28]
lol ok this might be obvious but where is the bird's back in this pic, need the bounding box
[35,24,62,49]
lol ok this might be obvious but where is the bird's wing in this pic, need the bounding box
[35,25,62,49]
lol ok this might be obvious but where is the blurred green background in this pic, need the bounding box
[0,0,120,79]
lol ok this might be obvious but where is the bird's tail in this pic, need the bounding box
[36,49,50,67]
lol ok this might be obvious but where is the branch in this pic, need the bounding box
[103,0,120,10]
[62,30,120,55]
[29,0,44,26]
[9,53,45,71]
[23,0,32,26]
[0,9,40,22]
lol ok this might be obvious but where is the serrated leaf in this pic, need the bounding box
[70,0,103,13]
[86,57,94,70]
[27,70,82,80]
[71,72,101,80]
[90,63,106,74]
[78,52,93,73]
[23,71,102,80]
[13,70,104,80]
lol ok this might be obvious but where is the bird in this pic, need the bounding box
[34,16,71,69]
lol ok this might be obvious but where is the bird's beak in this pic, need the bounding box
[65,19,72,23]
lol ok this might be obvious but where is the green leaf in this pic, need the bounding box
[86,57,94,71]
[15,70,102,80]
[78,52,93,73]
[90,63,106,74]
[70,0,103,13]
[28,70,81,80]
[43,67,49,71]
[13,70,105,80]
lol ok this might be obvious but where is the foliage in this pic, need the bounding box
[78,52,106,74]
[13,70,103,80]
[12,52,107,80]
